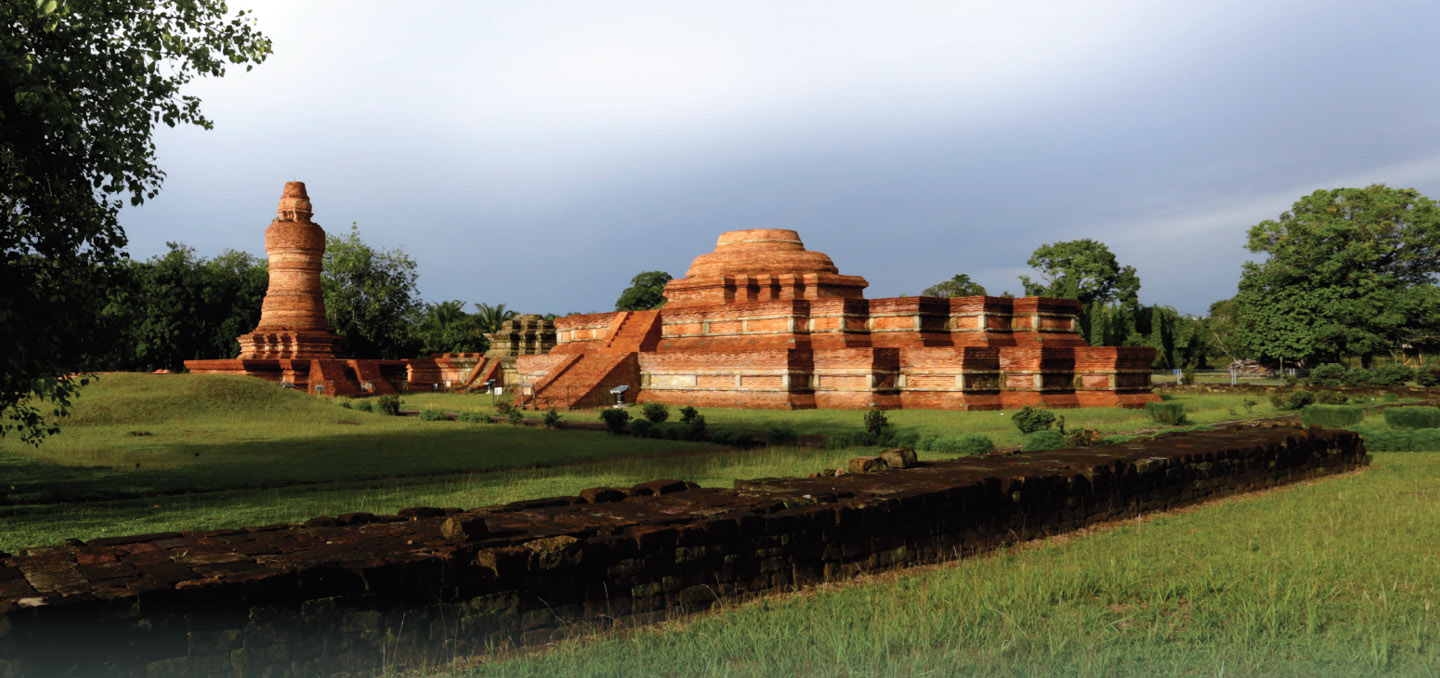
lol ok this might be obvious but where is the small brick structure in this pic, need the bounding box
[518,229,1159,410]
[0,428,1366,676]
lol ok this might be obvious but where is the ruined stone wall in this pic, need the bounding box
[0,429,1366,677]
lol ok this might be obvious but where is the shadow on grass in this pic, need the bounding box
[0,427,710,507]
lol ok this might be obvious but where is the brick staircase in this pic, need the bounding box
[529,310,660,409]
[457,356,503,392]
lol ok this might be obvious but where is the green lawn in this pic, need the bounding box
[459,452,1440,678]
[408,391,1282,448]
[0,374,1279,550]
[0,374,711,506]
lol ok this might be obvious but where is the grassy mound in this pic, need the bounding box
[63,373,337,425]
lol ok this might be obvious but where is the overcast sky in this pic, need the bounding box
[120,0,1440,316]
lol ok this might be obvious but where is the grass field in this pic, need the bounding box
[458,453,1440,678]
[400,391,1285,449]
[2,374,1436,675]
[1,374,1282,549]
[0,374,712,506]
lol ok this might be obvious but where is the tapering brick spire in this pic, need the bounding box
[236,182,345,359]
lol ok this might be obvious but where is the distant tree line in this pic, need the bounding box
[924,184,1440,370]
[86,225,535,372]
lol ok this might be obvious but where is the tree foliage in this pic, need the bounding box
[0,0,269,443]
[1020,239,1139,307]
[322,224,421,359]
[922,274,987,298]
[615,271,672,311]
[1236,185,1440,364]
[473,302,518,336]
[411,300,487,356]
[97,244,267,371]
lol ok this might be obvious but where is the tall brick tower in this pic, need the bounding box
[234,182,345,359]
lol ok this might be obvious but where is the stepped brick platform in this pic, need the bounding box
[518,229,1158,410]
[0,428,1366,676]
[185,183,421,395]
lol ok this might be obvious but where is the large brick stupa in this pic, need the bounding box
[516,229,1159,410]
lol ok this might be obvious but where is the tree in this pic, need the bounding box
[411,300,487,356]
[1,1,269,443]
[1019,239,1139,307]
[615,271,673,311]
[473,302,518,335]
[922,274,987,298]
[1236,185,1440,365]
[322,224,421,359]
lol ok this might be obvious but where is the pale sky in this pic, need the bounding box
[120,0,1440,316]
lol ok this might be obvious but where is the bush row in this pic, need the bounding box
[1309,363,1426,388]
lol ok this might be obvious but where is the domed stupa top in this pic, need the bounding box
[664,228,868,307]
[684,229,842,278]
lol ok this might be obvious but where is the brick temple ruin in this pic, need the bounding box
[185,182,558,396]
[518,229,1159,410]
[184,182,414,395]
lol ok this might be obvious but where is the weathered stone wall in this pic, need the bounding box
[0,428,1365,677]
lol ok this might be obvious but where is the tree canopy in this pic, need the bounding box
[615,271,673,311]
[922,274,987,298]
[322,224,421,359]
[1236,185,1440,364]
[1020,239,1140,307]
[1,0,269,443]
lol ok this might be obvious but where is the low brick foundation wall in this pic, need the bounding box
[0,428,1367,677]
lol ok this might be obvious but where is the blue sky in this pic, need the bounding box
[120,0,1440,316]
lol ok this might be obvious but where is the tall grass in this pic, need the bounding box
[457,453,1440,678]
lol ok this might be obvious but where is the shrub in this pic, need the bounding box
[887,431,919,448]
[641,402,670,424]
[543,408,563,429]
[916,433,939,452]
[1269,390,1315,411]
[419,408,447,421]
[1341,369,1374,387]
[864,408,891,435]
[506,408,524,425]
[685,414,708,441]
[493,397,515,415]
[1023,430,1065,451]
[1011,406,1056,434]
[599,408,630,434]
[933,434,994,456]
[1358,427,1440,452]
[1145,401,1188,426]
[1180,367,1196,385]
[1384,406,1440,430]
[351,399,373,413]
[1064,427,1105,448]
[710,429,749,447]
[338,400,353,409]
[679,406,700,424]
[1384,392,1400,402]
[1315,390,1348,405]
[764,425,798,447]
[1300,405,1364,429]
[374,395,401,416]
[457,412,487,424]
[1371,364,1414,387]
[628,419,652,437]
[1416,367,1440,388]
[1308,363,1346,387]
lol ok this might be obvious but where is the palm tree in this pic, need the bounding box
[473,302,518,335]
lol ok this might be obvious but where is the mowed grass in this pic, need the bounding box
[0,373,711,505]
[458,453,1440,678]
[407,391,1281,449]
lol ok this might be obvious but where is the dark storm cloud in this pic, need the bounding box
[121,0,1440,317]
